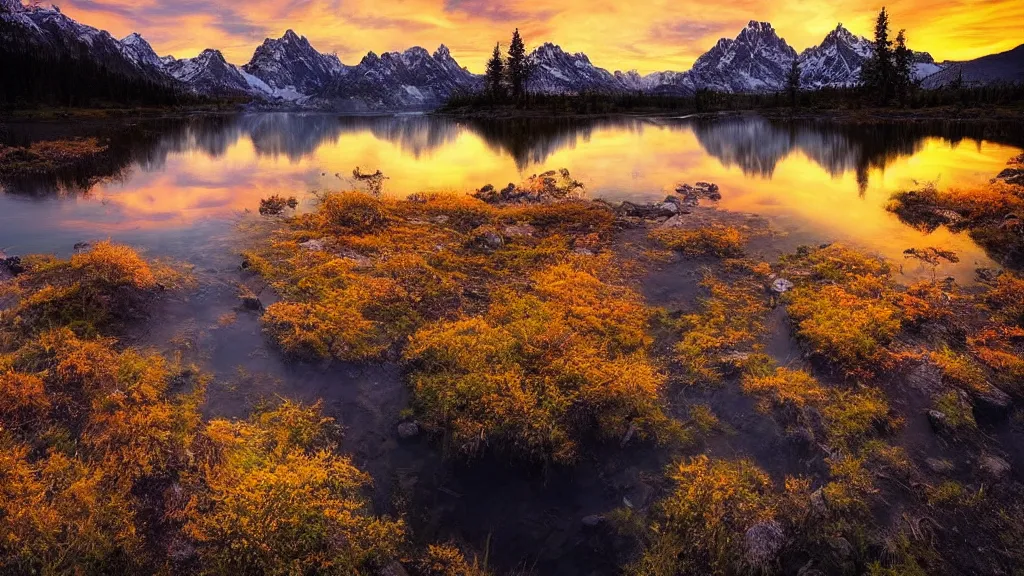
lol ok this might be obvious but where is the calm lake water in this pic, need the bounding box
[1,112,1021,281]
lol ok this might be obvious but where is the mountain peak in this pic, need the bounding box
[434,44,451,60]
[283,29,300,40]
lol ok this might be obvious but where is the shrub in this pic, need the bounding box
[650,225,745,258]
[259,194,298,215]
[180,401,405,575]
[741,365,827,409]
[318,191,391,234]
[418,543,488,576]
[0,241,181,338]
[404,262,671,463]
[627,456,777,576]
[675,275,769,385]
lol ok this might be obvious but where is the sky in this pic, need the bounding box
[52,0,1024,74]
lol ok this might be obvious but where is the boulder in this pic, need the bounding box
[743,520,785,568]
[397,421,420,439]
[240,294,263,311]
[927,409,950,433]
[378,561,410,576]
[967,383,1013,423]
[925,457,955,474]
[979,454,1011,480]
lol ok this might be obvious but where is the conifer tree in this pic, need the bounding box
[507,28,528,100]
[893,29,914,105]
[787,59,801,106]
[861,7,894,103]
[485,42,505,99]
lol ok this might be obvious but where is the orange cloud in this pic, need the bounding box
[57,0,1024,74]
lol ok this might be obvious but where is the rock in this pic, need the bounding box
[797,562,826,576]
[787,427,816,451]
[927,409,950,433]
[431,215,450,225]
[657,214,688,229]
[377,560,410,576]
[573,248,596,256]
[167,535,198,563]
[73,241,92,251]
[469,227,504,251]
[979,454,1011,480]
[338,250,372,269]
[1,256,24,276]
[809,488,827,517]
[659,201,679,214]
[967,383,1013,423]
[623,481,655,510]
[771,278,795,294]
[618,201,676,219]
[397,421,420,439]
[743,520,785,568]
[503,223,536,238]
[581,514,606,527]
[240,294,263,311]
[298,238,326,251]
[975,267,1002,283]
[925,457,955,474]
[827,536,854,560]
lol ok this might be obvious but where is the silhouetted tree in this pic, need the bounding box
[893,29,914,105]
[861,7,894,103]
[485,42,505,99]
[507,28,529,100]
[787,59,801,106]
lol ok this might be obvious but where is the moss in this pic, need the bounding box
[649,224,746,258]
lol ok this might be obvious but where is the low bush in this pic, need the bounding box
[650,225,746,258]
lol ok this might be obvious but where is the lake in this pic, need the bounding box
[1,112,1022,282]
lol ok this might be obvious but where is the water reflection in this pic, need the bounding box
[1,112,1021,281]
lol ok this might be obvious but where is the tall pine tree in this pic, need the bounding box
[787,59,801,107]
[861,7,894,104]
[893,29,913,105]
[485,42,505,99]
[507,29,528,100]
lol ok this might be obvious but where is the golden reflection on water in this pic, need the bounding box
[7,114,1021,281]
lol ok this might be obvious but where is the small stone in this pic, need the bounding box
[298,239,326,251]
[659,201,679,214]
[925,458,955,474]
[240,295,263,311]
[431,215,450,224]
[979,454,1011,480]
[581,514,606,527]
[927,409,949,433]
[809,488,827,517]
[397,421,420,439]
[827,536,854,560]
[744,520,785,567]
[771,278,795,294]
[503,224,536,238]
[377,560,410,576]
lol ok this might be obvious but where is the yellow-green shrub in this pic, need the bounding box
[180,401,405,575]
[650,225,746,258]
[627,456,777,576]
[404,261,670,463]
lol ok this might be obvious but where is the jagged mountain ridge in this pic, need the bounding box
[10,0,1015,110]
[921,44,1024,89]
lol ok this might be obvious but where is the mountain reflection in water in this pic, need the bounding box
[1,112,1021,281]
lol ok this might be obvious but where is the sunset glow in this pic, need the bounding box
[53,0,1024,74]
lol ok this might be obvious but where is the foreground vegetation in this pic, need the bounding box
[4,155,1024,574]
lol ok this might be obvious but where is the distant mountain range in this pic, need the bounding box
[2,0,1021,110]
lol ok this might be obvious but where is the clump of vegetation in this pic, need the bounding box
[404,260,673,463]
[247,184,618,363]
[887,164,1024,265]
[352,167,389,197]
[649,225,746,258]
[417,543,489,576]
[0,241,185,339]
[179,401,405,574]
[674,274,770,385]
[741,363,827,410]
[258,194,298,215]
[473,168,585,204]
[626,456,777,575]
[781,245,903,380]
[0,138,108,176]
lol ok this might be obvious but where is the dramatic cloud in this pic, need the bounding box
[52,0,1024,74]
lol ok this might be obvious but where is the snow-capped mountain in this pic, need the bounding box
[162,49,267,98]
[797,24,873,88]
[120,32,164,70]
[527,43,622,93]
[1,1,170,83]
[797,24,942,88]
[687,21,798,93]
[315,45,480,111]
[243,30,342,96]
